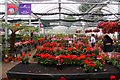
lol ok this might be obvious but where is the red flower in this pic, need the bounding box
[37,54,41,57]
[28,54,32,57]
[66,54,71,60]
[55,56,60,60]
[41,54,45,58]
[87,54,91,57]
[71,55,77,60]
[17,56,21,61]
[116,55,120,60]
[110,75,116,80]
[88,63,96,67]
[52,42,57,47]
[58,77,66,80]
[102,61,106,64]
[92,53,95,56]
[86,46,93,51]
[84,60,89,64]
[97,56,102,60]
[22,52,26,57]
[93,28,100,32]
[77,57,81,60]
[48,55,54,59]
[38,38,45,42]
[60,59,64,63]
[101,53,105,57]
[58,47,62,51]
[67,47,73,51]
[105,53,109,57]
[80,54,86,59]
[98,21,119,34]
[76,44,79,49]
[36,46,39,50]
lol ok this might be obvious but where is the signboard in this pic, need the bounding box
[19,3,31,15]
[7,4,19,15]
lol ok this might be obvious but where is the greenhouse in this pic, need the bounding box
[0,0,120,80]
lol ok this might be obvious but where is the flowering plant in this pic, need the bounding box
[97,21,118,34]
[85,29,92,33]
[17,52,31,63]
[34,38,120,71]
[92,28,100,32]
[84,59,96,71]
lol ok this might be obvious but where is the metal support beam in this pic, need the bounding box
[5,0,8,48]
[59,0,61,26]
[7,1,119,5]
[118,1,120,40]
[29,15,32,36]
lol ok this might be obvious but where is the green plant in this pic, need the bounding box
[114,61,120,69]
[94,60,103,70]
[94,49,99,55]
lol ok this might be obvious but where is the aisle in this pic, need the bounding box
[2,49,37,78]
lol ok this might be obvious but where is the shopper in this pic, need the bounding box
[102,35,113,57]
[90,34,96,47]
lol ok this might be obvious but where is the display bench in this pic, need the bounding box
[7,63,120,80]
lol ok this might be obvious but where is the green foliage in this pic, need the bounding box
[2,48,10,54]
[79,4,92,12]
[114,61,120,69]
[95,60,103,69]
[94,49,99,55]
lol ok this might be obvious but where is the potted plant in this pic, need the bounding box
[17,52,31,64]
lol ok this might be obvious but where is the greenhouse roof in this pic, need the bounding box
[0,0,119,27]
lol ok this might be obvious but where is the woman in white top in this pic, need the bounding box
[90,34,96,47]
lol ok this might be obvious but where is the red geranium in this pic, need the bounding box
[98,21,119,34]
[17,56,21,61]
[80,54,86,59]
[60,59,64,63]
[86,46,93,51]
[84,60,89,64]
[67,47,73,51]
[22,52,26,57]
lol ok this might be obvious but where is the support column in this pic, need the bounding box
[118,1,120,40]
[68,27,69,34]
[29,15,31,36]
[43,28,46,38]
[59,0,61,26]
[5,0,8,48]
[38,19,41,36]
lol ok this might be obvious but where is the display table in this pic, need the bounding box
[7,63,120,80]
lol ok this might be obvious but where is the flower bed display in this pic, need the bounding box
[85,28,100,33]
[97,21,119,34]
[34,39,120,71]
[2,40,35,63]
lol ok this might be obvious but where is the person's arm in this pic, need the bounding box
[106,40,113,45]
[106,43,111,45]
